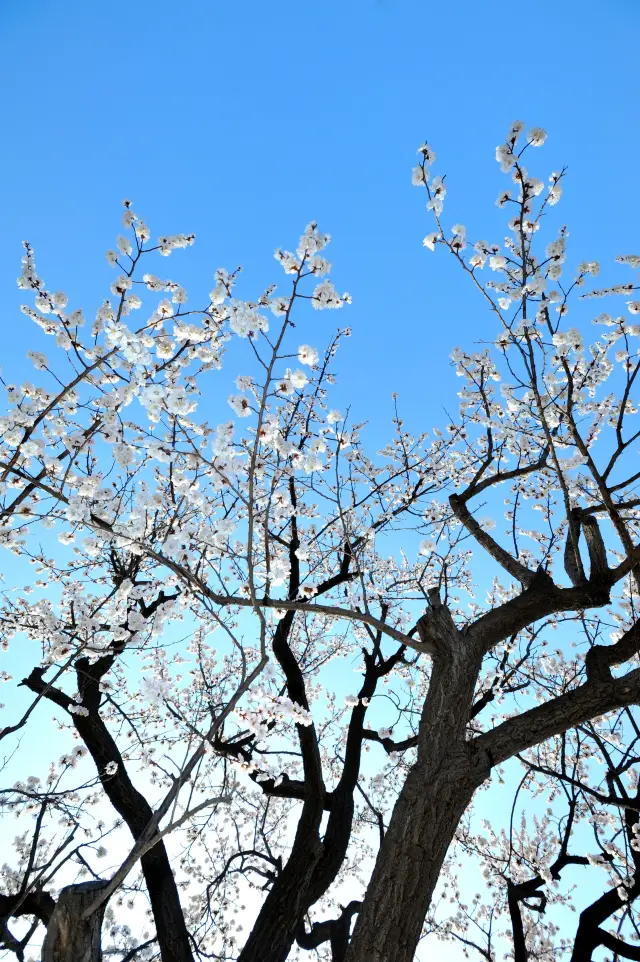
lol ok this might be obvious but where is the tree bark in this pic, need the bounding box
[237,624,404,962]
[344,750,484,962]
[237,804,325,962]
[42,881,108,962]
[346,602,489,962]
[345,607,640,962]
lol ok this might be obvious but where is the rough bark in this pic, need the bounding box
[42,882,108,962]
[236,801,325,962]
[346,756,484,962]
[345,602,640,962]
[0,890,55,959]
[345,600,489,962]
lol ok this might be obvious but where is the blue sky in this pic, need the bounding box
[1,1,640,957]
[1,0,639,435]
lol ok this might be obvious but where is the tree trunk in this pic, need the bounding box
[237,800,325,962]
[42,881,108,962]
[344,750,484,962]
[346,602,490,962]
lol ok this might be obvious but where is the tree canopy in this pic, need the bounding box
[2,122,640,962]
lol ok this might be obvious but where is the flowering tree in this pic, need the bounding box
[428,702,640,960]
[2,121,640,962]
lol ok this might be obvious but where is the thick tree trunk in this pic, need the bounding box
[344,749,484,962]
[42,881,108,962]
[346,602,490,962]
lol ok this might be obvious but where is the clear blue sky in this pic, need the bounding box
[1,0,639,436]
[1,2,639,957]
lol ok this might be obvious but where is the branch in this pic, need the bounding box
[296,900,361,954]
[0,891,55,926]
[467,569,613,655]
[449,493,537,586]
[599,930,640,961]
[476,667,640,768]
[586,618,640,682]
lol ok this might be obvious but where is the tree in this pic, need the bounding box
[429,700,640,960]
[1,120,640,962]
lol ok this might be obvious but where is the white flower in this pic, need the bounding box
[274,377,295,395]
[297,222,330,258]
[110,275,132,296]
[304,454,323,473]
[298,583,317,599]
[35,294,50,313]
[423,233,438,251]
[166,388,197,416]
[528,126,547,146]
[307,255,331,276]
[427,176,446,214]
[298,345,319,366]
[212,421,234,456]
[269,556,290,587]
[548,179,562,206]
[416,143,436,165]
[344,694,359,708]
[576,260,599,277]
[228,394,252,417]
[27,351,48,370]
[52,291,68,308]
[143,273,164,291]
[228,304,269,338]
[65,497,90,524]
[117,235,133,256]
[311,279,343,310]
[141,674,171,705]
[496,144,515,172]
[327,409,343,424]
[270,296,289,316]
[411,166,428,186]
[104,761,118,776]
[274,249,301,274]
[489,255,507,271]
